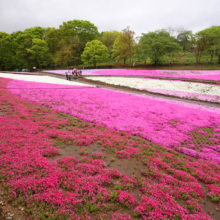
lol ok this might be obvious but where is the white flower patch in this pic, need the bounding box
[86,77,220,96]
[0,73,94,87]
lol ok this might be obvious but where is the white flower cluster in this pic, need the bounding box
[86,77,220,96]
[0,73,93,86]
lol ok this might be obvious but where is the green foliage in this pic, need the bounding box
[2,21,220,70]
[112,27,135,65]
[133,211,141,217]
[177,30,192,51]
[114,184,122,190]
[56,20,99,66]
[14,27,53,70]
[81,40,109,67]
[140,29,181,65]
[190,33,207,64]
[179,192,188,201]
[110,157,115,162]
[44,28,61,54]
[12,200,18,206]
[0,32,18,70]
[110,191,118,202]
[133,41,148,63]
[27,38,49,69]
[59,20,99,46]
[54,39,72,67]
[209,195,219,202]
[197,26,220,63]
[137,178,143,188]
[23,27,45,39]
[98,30,121,54]
[90,204,99,212]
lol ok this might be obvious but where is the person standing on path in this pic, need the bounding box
[78,69,82,76]
[67,70,72,81]
[74,68,78,76]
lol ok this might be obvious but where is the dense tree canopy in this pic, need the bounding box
[27,38,49,70]
[59,20,99,45]
[98,31,121,54]
[177,30,192,51]
[140,30,181,65]
[111,27,135,66]
[81,40,109,68]
[190,33,207,64]
[197,26,220,63]
[0,20,220,71]
[44,28,61,54]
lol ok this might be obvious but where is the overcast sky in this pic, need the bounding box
[0,0,219,36]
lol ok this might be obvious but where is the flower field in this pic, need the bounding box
[145,89,220,104]
[43,69,220,82]
[90,69,220,81]
[42,69,108,76]
[2,71,40,75]
[1,72,220,219]
[0,73,89,86]
[7,78,220,163]
[85,77,220,104]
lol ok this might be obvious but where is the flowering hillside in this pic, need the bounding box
[1,75,220,219]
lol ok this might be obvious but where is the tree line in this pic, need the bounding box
[0,20,220,71]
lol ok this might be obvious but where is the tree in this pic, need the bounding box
[81,40,109,68]
[68,35,83,66]
[58,20,100,65]
[54,40,73,67]
[111,27,135,66]
[14,27,53,70]
[24,27,45,39]
[190,33,207,64]
[140,30,181,65]
[54,36,82,67]
[133,41,148,63]
[59,20,99,47]
[98,31,121,54]
[44,28,61,54]
[14,31,34,70]
[217,49,220,64]
[0,32,17,70]
[177,30,192,51]
[197,26,220,63]
[111,37,127,64]
[27,38,49,70]
[166,26,187,38]
[136,36,149,64]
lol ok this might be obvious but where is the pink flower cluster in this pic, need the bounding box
[92,69,220,81]
[1,77,219,219]
[43,69,220,81]
[1,78,142,219]
[146,88,220,103]
[7,79,220,164]
[178,147,220,165]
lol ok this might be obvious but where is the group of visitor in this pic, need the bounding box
[66,68,82,81]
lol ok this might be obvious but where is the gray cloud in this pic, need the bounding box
[0,0,219,35]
